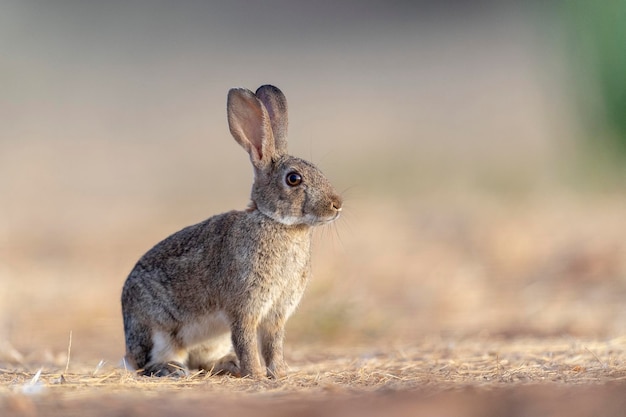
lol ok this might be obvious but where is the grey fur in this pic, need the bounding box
[121,85,343,378]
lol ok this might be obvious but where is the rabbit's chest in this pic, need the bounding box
[252,238,310,318]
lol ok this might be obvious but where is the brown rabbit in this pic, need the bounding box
[121,85,343,378]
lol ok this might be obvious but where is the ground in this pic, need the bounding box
[2,337,626,416]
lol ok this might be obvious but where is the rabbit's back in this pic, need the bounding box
[122,211,240,315]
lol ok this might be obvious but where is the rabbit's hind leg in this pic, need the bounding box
[192,352,240,377]
[143,361,188,377]
[141,330,189,377]
[123,315,153,372]
[187,333,239,376]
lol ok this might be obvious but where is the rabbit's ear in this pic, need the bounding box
[227,88,276,170]
[255,85,288,156]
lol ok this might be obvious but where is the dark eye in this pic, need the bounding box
[285,171,302,187]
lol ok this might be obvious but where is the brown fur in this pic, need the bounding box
[121,85,342,378]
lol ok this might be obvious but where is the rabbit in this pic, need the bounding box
[121,85,343,378]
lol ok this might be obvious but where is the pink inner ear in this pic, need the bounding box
[245,105,268,162]
[228,88,276,169]
[232,106,265,161]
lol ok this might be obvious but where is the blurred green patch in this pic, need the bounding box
[561,2,626,156]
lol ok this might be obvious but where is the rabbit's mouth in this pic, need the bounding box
[306,211,342,226]
[328,209,343,223]
[313,201,342,225]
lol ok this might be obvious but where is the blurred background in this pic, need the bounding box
[1,1,625,366]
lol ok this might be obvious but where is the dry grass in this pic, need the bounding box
[2,336,626,416]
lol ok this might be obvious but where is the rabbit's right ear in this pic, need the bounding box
[227,88,276,171]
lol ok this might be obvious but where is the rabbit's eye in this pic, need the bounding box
[285,172,302,187]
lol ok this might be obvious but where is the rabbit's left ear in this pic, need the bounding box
[255,85,288,156]
[227,88,276,171]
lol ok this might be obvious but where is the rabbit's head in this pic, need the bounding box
[228,85,342,226]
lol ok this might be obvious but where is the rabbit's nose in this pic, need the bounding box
[331,199,343,212]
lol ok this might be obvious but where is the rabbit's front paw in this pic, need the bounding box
[239,363,265,379]
[266,361,288,379]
